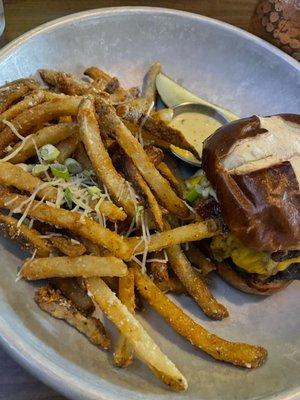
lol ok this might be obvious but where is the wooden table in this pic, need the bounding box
[0,1,257,399]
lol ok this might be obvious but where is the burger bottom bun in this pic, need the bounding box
[216,262,291,295]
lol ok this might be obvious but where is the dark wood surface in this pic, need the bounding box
[0,1,257,399]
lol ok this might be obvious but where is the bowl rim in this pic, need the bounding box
[0,7,299,400]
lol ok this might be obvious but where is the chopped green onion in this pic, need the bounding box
[136,205,144,217]
[50,163,70,180]
[63,188,73,209]
[39,144,60,162]
[31,164,49,177]
[82,169,95,178]
[64,158,82,175]
[184,187,200,203]
[87,186,102,198]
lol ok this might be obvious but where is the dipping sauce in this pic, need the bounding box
[170,111,222,163]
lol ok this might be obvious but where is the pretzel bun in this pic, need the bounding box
[202,114,300,253]
[202,114,300,295]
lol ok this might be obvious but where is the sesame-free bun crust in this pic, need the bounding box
[202,114,300,253]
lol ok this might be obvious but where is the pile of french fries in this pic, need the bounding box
[0,64,267,391]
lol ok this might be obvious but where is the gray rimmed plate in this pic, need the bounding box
[0,7,299,400]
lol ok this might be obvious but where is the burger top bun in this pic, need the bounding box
[202,114,300,253]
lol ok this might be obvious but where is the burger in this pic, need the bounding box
[197,114,300,295]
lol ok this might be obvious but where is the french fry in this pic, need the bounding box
[9,123,78,164]
[95,99,189,218]
[51,277,95,316]
[184,243,216,275]
[39,69,95,96]
[0,188,131,259]
[49,236,86,257]
[166,244,228,320]
[114,268,135,367]
[143,62,161,104]
[142,116,199,160]
[73,142,93,170]
[0,96,81,156]
[157,162,185,196]
[155,276,186,294]
[85,277,188,391]
[0,90,46,129]
[0,162,57,202]
[0,213,50,257]
[116,98,151,123]
[90,198,127,222]
[132,266,268,368]
[84,66,129,99]
[84,66,112,83]
[35,286,110,349]
[0,79,40,114]
[78,97,135,217]
[152,108,174,124]
[124,121,172,151]
[147,251,170,282]
[20,255,128,280]
[129,219,219,254]
[56,135,80,163]
[143,145,164,167]
[124,156,164,231]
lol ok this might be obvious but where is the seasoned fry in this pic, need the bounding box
[166,244,228,320]
[39,69,94,96]
[144,145,164,167]
[116,98,151,123]
[184,243,216,275]
[49,236,86,257]
[124,121,172,150]
[148,251,169,282]
[0,188,131,259]
[0,79,39,114]
[0,213,50,257]
[84,66,112,82]
[86,277,188,391]
[20,255,128,280]
[95,99,189,218]
[90,198,127,222]
[9,123,78,164]
[124,156,164,231]
[155,276,186,294]
[51,277,95,316]
[142,116,199,160]
[0,162,57,202]
[78,97,135,216]
[35,286,110,349]
[0,96,81,156]
[114,268,135,367]
[129,219,219,254]
[73,142,93,170]
[143,62,161,103]
[157,162,185,196]
[133,266,268,368]
[84,66,128,99]
[0,90,45,129]
[152,108,174,124]
[56,134,80,163]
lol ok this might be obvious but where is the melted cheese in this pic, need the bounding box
[211,234,299,277]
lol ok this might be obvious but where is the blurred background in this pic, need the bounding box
[2,1,299,59]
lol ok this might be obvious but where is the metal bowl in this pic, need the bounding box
[0,7,299,400]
